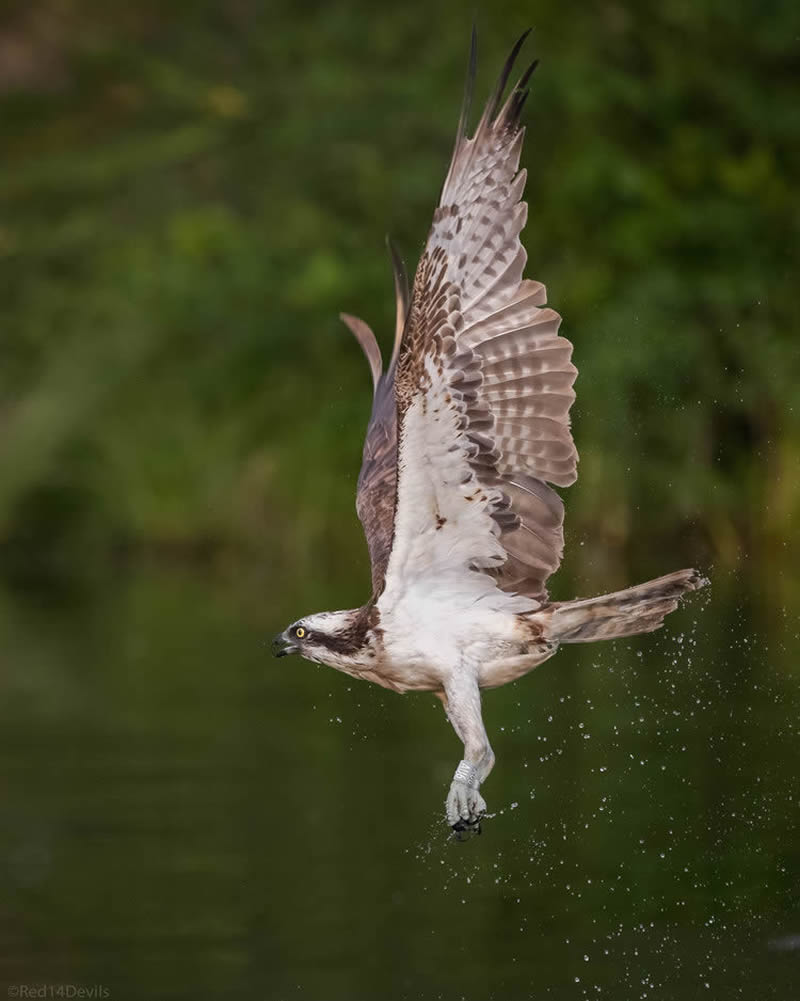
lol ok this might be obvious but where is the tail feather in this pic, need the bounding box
[543,569,707,644]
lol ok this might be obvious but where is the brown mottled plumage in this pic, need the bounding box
[345,30,577,603]
[540,569,706,643]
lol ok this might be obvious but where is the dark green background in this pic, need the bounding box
[0,1,798,998]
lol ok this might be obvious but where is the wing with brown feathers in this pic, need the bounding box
[345,32,577,602]
[380,30,577,603]
[354,372,397,594]
[340,242,409,594]
[419,29,577,601]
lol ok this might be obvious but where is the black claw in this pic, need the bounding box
[450,817,483,840]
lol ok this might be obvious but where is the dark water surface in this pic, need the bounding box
[0,564,797,1000]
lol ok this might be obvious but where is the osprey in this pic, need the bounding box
[273,32,706,832]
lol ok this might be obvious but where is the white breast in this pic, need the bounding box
[376,577,524,691]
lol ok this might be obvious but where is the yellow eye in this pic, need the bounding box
[295,626,305,639]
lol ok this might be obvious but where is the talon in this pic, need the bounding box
[446,775,488,830]
[450,816,483,840]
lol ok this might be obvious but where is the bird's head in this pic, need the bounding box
[272,608,374,669]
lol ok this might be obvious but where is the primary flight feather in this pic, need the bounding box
[273,31,706,833]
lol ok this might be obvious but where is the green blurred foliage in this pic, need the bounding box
[1,0,798,589]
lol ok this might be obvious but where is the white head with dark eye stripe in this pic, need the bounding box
[271,608,380,670]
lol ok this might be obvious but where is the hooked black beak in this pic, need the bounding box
[271,631,296,658]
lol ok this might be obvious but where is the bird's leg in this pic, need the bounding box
[439,679,495,832]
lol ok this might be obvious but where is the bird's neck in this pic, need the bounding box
[313,604,382,674]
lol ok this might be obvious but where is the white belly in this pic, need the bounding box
[375,587,525,692]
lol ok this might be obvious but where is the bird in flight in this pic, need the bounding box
[273,31,706,833]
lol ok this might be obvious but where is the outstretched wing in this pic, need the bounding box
[340,241,408,594]
[382,31,578,605]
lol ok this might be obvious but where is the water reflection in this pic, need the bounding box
[0,564,797,999]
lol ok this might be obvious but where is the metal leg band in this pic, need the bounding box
[454,760,478,787]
